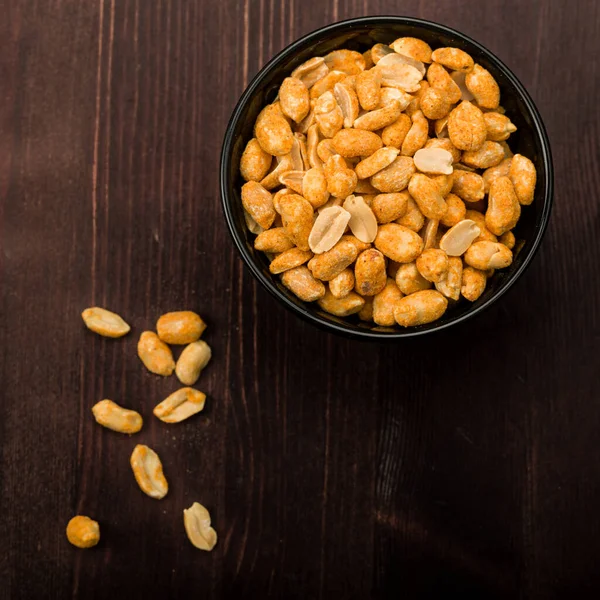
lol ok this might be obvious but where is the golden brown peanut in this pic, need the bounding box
[381,113,412,148]
[509,154,537,205]
[241,181,276,229]
[374,223,423,263]
[371,43,395,64]
[395,261,432,294]
[376,62,423,93]
[269,248,313,274]
[81,307,130,338]
[461,266,487,301]
[413,148,454,175]
[439,219,481,256]
[315,92,344,138]
[435,256,463,301]
[292,57,330,88]
[465,210,498,242]
[370,156,416,193]
[324,154,358,198]
[92,400,143,434]
[373,278,404,326]
[484,112,517,141]
[343,195,378,243]
[431,174,452,198]
[307,239,358,281]
[394,290,448,327]
[329,268,355,298]
[435,115,449,138]
[334,82,359,128]
[137,331,175,376]
[66,516,100,549]
[372,192,409,223]
[447,101,486,151]
[377,52,426,76]
[486,176,521,236]
[378,87,414,110]
[175,341,212,386]
[184,502,218,552]
[356,68,382,110]
[311,71,347,100]
[462,141,505,169]
[431,47,474,72]
[332,128,383,157]
[425,137,461,165]
[302,166,329,208]
[306,123,322,168]
[297,108,316,134]
[244,210,263,234]
[272,188,294,213]
[324,49,366,75]
[420,87,452,120]
[483,158,512,193]
[465,64,500,109]
[408,173,448,220]
[280,77,310,123]
[308,205,351,253]
[354,179,379,194]
[362,49,374,69]
[396,196,425,232]
[316,138,337,164]
[279,193,314,251]
[451,70,475,101]
[255,103,294,156]
[281,266,326,301]
[292,133,309,170]
[358,297,374,321]
[404,80,429,117]
[451,170,485,202]
[340,234,371,254]
[422,218,439,250]
[260,153,294,190]
[157,311,206,344]
[130,444,168,499]
[416,248,449,283]
[440,193,466,227]
[389,37,432,63]
[499,230,516,250]
[355,147,399,179]
[317,289,365,316]
[153,387,206,423]
[278,170,305,195]
[240,138,272,182]
[401,110,429,157]
[426,62,461,104]
[354,249,387,296]
[354,99,403,130]
[254,228,294,253]
[464,241,513,270]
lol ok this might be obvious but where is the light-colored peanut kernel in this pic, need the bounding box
[408,173,448,220]
[343,195,378,243]
[439,219,481,256]
[92,400,143,434]
[279,193,314,251]
[440,193,466,227]
[464,241,513,270]
[451,70,475,101]
[378,87,413,110]
[137,331,175,376]
[404,80,429,117]
[269,248,313,274]
[254,228,294,253]
[395,196,425,232]
[389,37,432,63]
[240,138,272,182]
[499,230,516,250]
[372,278,404,326]
[292,133,308,170]
[377,51,426,75]
[426,62,461,104]
[356,68,382,110]
[333,82,359,129]
[260,153,294,190]
[354,99,403,131]
[483,158,512,193]
[355,147,399,179]
[451,170,485,202]
[447,101,487,151]
[244,210,263,234]
[153,387,206,423]
[395,261,432,294]
[281,266,326,301]
[401,110,429,157]
[509,154,537,206]
[307,239,358,281]
[332,128,383,157]
[310,70,347,100]
[374,223,423,263]
[308,205,351,254]
[422,218,439,250]
[292,57,330,88]
[414,148,454,175]
[280,77,310,123]
[130,444,168,499]
[157,311,206,345]
[81,307,130,338]
[329,268,355,298]
[461,266,487,301]
[324,154,358,198]
[306,124,322,169]
[465,64,500,109]
[297,108,316,134]
[278,170,305,195]
[431,47,474,72]
[381,113,412,148]
[354,248,387,296]
[175,340,212,386]
[370,156,415,193]
[372,191,409,224]
[376,62,423,93]
[241,181,276,229]
[315,92,344,138]
[371,43,395,64]
[394,289,448,327]
[435,115,449,138]
[302,167,329,208]
[66,516,100,549]
[340,234,371,254]
[486,176,521,236]
[316,138,336,164]
[354,179,379,194]
[272,188,294,214]
[416,248,449,283]
[184,503,218,551]
[255,103,294,156]
[317,289,365,316]
[324,49,366,75]
[419,87,452,120]
[465,210,498,242]
[435,256,463,301]
[484,112,517,141]
[462,141,505,169]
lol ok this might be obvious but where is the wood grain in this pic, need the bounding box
[1,0,599,598]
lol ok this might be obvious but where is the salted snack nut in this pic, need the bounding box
[370,156,415,193]
[329,268,355,299]
[91,399,143,434]
[394,289,448,327]
[461,266,488,301]
[354,249,387,296]
[509,154,537,205]
[130,444,168,499]
[66,516,100,549]
[157,311,206,345]
[269,248,313,274]
[355,147,399,179]
[281,266,326,301]
[464,241,513,270]
[372,278,404,326]
[374,223,423,263]
[81,307,130,338]
[395,262,432,295]
[408,173,447,220]
[240,138,272,181]
[184,502,218,551]
[154,387,207,423]
[343,195,378,243]
[254,228,294,253]
[439,219,481,256]
[279,77,310,123]
[254,103,294,156]
[447,101,486,151]
[435,256,463,301]
[485,176,521,236]
[279,193,314,251]
[372,192,409,224]
[241,181,276,229]
[309,205,351,254]
[416,248,449,283]
[332,128,382,157]
[175,340,212,386]
[465,64,500,109]
[317,289,365,316]
[308,239,358,281]
[137,331,175,376]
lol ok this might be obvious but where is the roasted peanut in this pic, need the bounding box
[317,289,365,316]
[451,70,475,102]
[278,170,305,195]
[483,158,512,193]
[292,57,330,88]
[184,502,218,552]
[241,181,276,229]
[435,256,463,301]
[499,230,516,250]
[432,174,453,197]
[260,153,294,190]
[354,99,403,131]
[389,37,432,63]
[81,307,130,338]
[426,62,461,104]
[416,248,449,283]
[394,290,448,327]
[377,52,426,76]
[370,156,415,193]
[324,49,366,75]
[420,87,452,120]
[340,234,371,254]
[396,196,425,232]
[439,219,481,256]
[130,444,168,499]
[311,70,347,100]
[137,331,175,376]
[413,147,454,175]
[354,248,387,296]
[281,266,326,301]
[244,210,263,234]
[376,62,423,93]
[422,218,439,250]
[395,261,432,294]
[372,278,404,326]
[356,68,382,110]
[279,77,310,123]
[255,103,294,156]
[509,154,537,205]
[451,170,485,203]
[462,141,505,169]
[465,209,498,242]
[401,110,429,157]
[279,193,314,250]
[358,297,374,321]
[447,101,487,151]
[175,340,212,385]
[408,173,448,220]
[300,167,329,208]
[461,266,487,301]
[66,516,100,549]
[332,128,382,157]
[308,205,351,253]
[371,43,395,64]
[92,399,143,434]
[381,113,412,148]
[485,176,521,236]
[343,195,378,243]
[440,193,467,227]
[355,147,399,179]
[329,268,355,298]
[315,91,344,138]
[240,138,273,182]
[465,64,500,109]
[154,387,206,423]
[254,228,294,253]
[334,82,360,128]
[269,248,313,274]
[375,223,423,263]
[157,311,207,345]
[484,112,517,141]
[307,239,358,281]
[464,241,513,270]
[379,87,413,110]
[372,192,409,223]
[431,47,474,72]
[316,138,336,164]
[324,154,357,198]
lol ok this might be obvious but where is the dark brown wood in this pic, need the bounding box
[1,0,599,598]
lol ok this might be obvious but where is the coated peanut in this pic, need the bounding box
[157,311,206,345]
[354,249,387,296]
[92,400,143,434]
[175,340,212,386]
[394,290,448,327]
[137,331,175,376]
[281,266,326,302]
[372,278,404,326]
[66,516,100,549]
[509,154,537,205]
[374,223,423,263]
[130,444,168,499]
[317,289,365,316]
[82,307,130,338]
[184,502,218,551]
[153,387,206,423]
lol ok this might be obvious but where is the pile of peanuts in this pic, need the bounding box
[66,308,217,552]
[239,38,537,327]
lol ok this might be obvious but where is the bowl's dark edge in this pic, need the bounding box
[219,15,554,341]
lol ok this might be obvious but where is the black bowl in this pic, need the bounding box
[220,16,553,340]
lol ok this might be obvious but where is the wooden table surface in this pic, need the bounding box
[1,1,599,598]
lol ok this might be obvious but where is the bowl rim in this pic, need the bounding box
[220,15,554,340]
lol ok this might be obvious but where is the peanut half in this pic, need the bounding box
[137,331,175,376]
[184,503,218,551]
[82,307,130,338]
[175,340,212,386]
[153,387,206,423]
[92,400,143,434]
[130,444,168,499]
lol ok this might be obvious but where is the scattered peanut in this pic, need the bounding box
[184,502,218,551]
[66,516,100,549]
[153,387,206,423]
[137,331,175,376]
[130,444,168,499]
[175,340,212,386]
[92,400,143,434]
[157,311,206,345]
[82,307,130,338]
